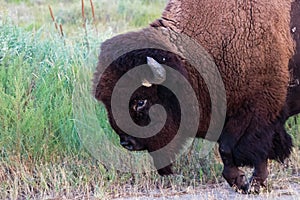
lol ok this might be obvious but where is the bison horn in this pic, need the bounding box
[142,57,166,87]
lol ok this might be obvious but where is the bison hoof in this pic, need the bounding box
[247,176,267,194]
[223,168,249,193]
[157,166,173,176]
[232,174,249,194]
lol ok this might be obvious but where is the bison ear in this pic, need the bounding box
[142,57,166,86]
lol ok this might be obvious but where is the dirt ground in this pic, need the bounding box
[114,181,300,200]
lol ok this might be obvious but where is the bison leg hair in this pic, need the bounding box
[219,131,268,194]
[268,111,293,162]
[218,106,279,193]
[231,113,292,194]
[218,131,249,192]
[249,160,269,194]
[217,108,258,192]
[219,149,249,193]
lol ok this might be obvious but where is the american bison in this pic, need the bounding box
[93,0,300,194]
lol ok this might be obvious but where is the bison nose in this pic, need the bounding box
[120,136,137,151]
[120,140,132,150]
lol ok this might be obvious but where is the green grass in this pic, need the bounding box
[0,6,113,197]
[0,0,299,199]
[0,0,166,34]
[0,23,80,160]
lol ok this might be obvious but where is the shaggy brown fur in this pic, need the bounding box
[93,0,297,194]
[152,0,294,120]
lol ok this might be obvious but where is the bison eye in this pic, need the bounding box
[137,100,147,108]
[132,99,148,112]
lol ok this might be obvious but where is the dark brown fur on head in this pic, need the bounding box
[94,48,197,174]
[94,48,184,150]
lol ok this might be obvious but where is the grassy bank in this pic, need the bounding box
[0,0,299,199]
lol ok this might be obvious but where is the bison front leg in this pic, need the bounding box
[149,150,174,176]
[219,140,249,193]
[156,164,173,176]
[249,160,268,193]
[218,110,256,192]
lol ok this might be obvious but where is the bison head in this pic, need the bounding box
[93,47,204,174]
[94,48,184,152]
[92,28,219,174]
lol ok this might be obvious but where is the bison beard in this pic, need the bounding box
[93,0,300,195]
